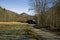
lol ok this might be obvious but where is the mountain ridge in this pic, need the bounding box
[0,7,34,22]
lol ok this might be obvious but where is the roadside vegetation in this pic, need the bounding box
[29,0,60,35]
[0,24,41,40]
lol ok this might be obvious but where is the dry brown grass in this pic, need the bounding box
[0,22,28,24]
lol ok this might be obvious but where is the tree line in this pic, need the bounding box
[29,0,60,29]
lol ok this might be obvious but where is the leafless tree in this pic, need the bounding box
[29,0,59,27]
[29,0,47,26]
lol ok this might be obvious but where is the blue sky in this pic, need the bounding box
[0,0,34,15]
[0,0,53,15]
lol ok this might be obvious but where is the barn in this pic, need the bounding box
[26,20,36,24]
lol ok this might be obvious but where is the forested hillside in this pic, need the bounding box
[45,2,60,28]
[0,7,34,22]
[0,7,18,22]
[31,0,60,31]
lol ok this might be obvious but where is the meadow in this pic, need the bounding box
[0,22,40,40]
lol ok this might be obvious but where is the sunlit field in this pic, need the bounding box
[0,22,28,24]
[0,22,40,40]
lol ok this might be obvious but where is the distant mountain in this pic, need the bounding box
[17,13,34,22]
[0,7,34,22]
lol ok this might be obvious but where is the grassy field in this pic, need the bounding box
[0,24,30,30]
[0,23,40,40]
[0,22,28,24]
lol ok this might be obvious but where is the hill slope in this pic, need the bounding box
[0,7,34,22]
[0,7,18,22]
[17,13,34,22]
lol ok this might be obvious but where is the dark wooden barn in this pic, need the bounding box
[26,20,36,24]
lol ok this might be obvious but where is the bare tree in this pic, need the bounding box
[29,0,47,26]
[29,0,59,27]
